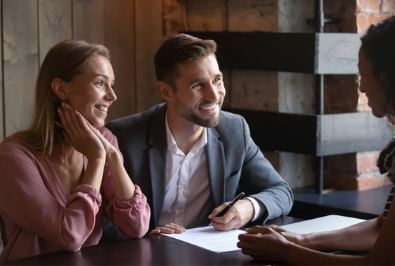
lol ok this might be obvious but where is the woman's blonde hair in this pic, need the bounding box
[1,39,110,155]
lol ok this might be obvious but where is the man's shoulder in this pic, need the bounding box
[107,104,165,130]
[218,110,245,128]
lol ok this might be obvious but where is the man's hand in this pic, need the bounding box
[149,223,186,235]
[208,199,254,231]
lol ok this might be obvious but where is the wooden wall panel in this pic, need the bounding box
[39,0,72,64]
[72,0,104,44]
[103,0,136,120]
[3,0,39,137]
[135,0,163,113]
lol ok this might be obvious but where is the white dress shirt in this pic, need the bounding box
[158,115,264,228]
[158,116,212,228]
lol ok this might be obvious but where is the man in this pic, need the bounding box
[105,33,293,235]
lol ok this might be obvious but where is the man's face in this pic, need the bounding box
[168,54,226,128]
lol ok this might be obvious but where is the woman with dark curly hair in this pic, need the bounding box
[238,16,395,265]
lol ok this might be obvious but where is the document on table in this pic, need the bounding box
[162,226,244,253]
[280,215,366,234]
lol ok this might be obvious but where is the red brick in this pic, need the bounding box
[357,174,385,190]
[356,0,380,13]
[358,104,372,112]
[358,14,392,33]
[357,15,369,33]
[358,91,368,105]
[356,151,380,174]
[382,0,395,13]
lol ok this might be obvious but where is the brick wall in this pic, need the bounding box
[355,0,395,190]
[325,0,394,191]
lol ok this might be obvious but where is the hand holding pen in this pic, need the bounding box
[215,192,245,218]
[209,191,252,231]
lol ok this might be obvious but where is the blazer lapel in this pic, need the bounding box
[206,127,226,208]
[148,104,168,227]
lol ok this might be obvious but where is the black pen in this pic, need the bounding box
[215,192,245,218]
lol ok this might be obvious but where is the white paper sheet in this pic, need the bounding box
[280,215,366,234]
[162,226,244,253]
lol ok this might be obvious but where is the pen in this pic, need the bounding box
[215,192,245,217]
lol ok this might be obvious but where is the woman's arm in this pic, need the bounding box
[261,216,382,252]
[238,196,395,265]
[0,142,101,252]
[95,127,150,238]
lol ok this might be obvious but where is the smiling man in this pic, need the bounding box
[103,34,293,238]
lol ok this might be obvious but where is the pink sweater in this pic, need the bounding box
[0,127,150,261]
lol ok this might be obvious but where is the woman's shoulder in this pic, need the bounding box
[0,140,33,155]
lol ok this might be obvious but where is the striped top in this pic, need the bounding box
[384,186,394,218]
[377,138,395,219]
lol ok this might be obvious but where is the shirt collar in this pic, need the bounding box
[165,112,207,154]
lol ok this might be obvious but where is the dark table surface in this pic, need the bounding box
[1,216,301,266]
[291,185,393,220]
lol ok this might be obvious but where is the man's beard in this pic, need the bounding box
[178,99,223,128]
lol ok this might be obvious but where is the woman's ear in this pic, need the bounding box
[51,78,67,100]
[158,81,173,101]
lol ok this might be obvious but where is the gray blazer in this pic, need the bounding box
[106,104,293,231]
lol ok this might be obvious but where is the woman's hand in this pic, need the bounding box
[247,225,306,247]
[238,226,292,262]
[149,223,186,235]
[57,102,105,160]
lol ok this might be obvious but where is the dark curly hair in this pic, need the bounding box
[361,16,395,123]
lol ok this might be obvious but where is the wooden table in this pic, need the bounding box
[2,216,301,265]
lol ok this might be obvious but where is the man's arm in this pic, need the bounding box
[210,115,293,230]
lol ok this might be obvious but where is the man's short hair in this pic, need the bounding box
[154,33,217,91]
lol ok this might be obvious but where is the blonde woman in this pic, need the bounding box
[0,40,150,261]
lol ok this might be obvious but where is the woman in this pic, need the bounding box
[0,40,150,261]
[238,16,395,265]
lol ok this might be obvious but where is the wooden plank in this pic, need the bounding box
[38,0,72,64]
[315,33,361,74]
[135,0,163,113]
[228,0,278,32]
[0,0,3,141]
[102,0,137,120]
[225,109,317,154]
[226,109,392,156]
[317,112,392,156]
[185,0,223,31]
[183,32,362,74]
[3,0,39,137]
[72,0,104,44]
[184,31,316,73]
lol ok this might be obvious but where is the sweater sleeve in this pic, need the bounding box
[99,127,150,238]
[0,141,102,252]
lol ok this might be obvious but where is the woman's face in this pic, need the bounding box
[358,47,388,118]
[63,56,116,127]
